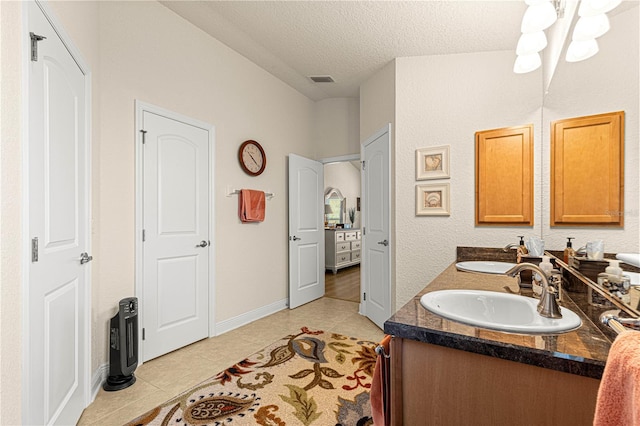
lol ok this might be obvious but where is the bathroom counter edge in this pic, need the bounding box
[384,263,611,380]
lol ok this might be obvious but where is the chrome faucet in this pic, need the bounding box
[502,243,519,252]
[505,263,563,319]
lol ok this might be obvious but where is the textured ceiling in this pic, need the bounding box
[161,1,529,100]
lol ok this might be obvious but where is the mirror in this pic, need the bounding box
[541,5,639,314]
[540,5,638,251]
[324,187,345,227]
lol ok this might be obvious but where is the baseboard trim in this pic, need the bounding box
[90,363,109,401]
[215,298,288,335]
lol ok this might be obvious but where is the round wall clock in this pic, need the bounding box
[238,140,266,176]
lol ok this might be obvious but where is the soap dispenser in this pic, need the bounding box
[518,235,528,255]
[563,237,576,264]
[598,260,631,305]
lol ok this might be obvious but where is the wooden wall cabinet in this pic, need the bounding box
[475,125,534,226]
[551,111,624,227]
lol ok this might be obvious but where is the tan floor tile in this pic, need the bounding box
[83,297,375,424]
[84,389,174,426]
[77,377,159,424]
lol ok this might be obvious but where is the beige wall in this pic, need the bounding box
[0,2,24,423]
[313,97,360,158]
[324,162,361,227]
[96,1,314,370]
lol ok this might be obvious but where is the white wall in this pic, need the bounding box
[0,2,24,423]
[542,5,639,253]
[314,97,360,158]
[324,162,361,227]
[394,51,542,307]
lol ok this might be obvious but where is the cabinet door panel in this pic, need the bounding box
[551,111,624,227]
[475,125,533,226]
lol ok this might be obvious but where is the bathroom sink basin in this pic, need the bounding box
[617,253,640,268]
[625,271,640,286]
[455,261,516,275]
[420,290,582,334]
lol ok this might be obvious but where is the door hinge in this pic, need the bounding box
[142,328,145,340]
[29,32,46,62]
[361,160,365,170]
[363,292,366,301]
[140,129,147,144]
[31,237,39,262]
[142,229,146,242]
[363,227,366,236]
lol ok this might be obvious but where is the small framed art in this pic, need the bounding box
[416,183,450,216]
[416,145,450,180]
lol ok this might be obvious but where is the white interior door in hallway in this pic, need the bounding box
[27,1,91,424]
[361,124,392,329]
[288,154,325,308]
[138,106,213,361]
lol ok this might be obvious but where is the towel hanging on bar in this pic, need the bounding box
[238,189,265,223]
[371,335,392,426]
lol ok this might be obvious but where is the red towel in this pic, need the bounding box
[371,335,392,426]
[594,330,640,426]
[238,189,265,223]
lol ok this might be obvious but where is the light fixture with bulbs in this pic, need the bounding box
[513,0,621,73]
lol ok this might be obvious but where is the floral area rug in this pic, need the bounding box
[125,327,377,426]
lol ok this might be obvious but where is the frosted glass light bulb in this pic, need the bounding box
[572,14,610,40]
[514,53,542,73]
[516,31,548,55]
[566,39,599,62]
[521,1,558,32]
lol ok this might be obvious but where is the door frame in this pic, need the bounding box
[320,153,362,306]
[134,101,216,363]
[22,0,93,418]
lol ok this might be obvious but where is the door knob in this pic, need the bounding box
[196,240,209,248]
[290,236,302,241]
[80,252,93,264]
[377,239,389,246]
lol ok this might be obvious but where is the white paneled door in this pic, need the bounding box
[141,110,210,361]
[288,154,325,308]
[361,125,392,329]
[27,2,90,424]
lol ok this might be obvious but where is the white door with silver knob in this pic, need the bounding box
[361,125,392,329]
[288,154,324,309]
[27,2,90,424]
[141,108,211,361]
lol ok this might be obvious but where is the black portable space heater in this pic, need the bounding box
[103,297,139,391]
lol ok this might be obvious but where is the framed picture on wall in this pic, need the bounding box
[416,145,450,180]
[416,183,450,216]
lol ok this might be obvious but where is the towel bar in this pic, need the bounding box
[227,189,275,199]
[600,310,640,335]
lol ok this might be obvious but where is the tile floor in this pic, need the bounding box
[78,297,384,425]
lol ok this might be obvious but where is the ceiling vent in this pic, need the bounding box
[308,75,335,83]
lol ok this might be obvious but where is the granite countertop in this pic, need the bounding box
[384,263,613,380]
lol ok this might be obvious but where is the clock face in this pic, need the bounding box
[238,140,266,176]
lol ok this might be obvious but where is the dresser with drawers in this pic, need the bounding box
[325,229,361,274]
